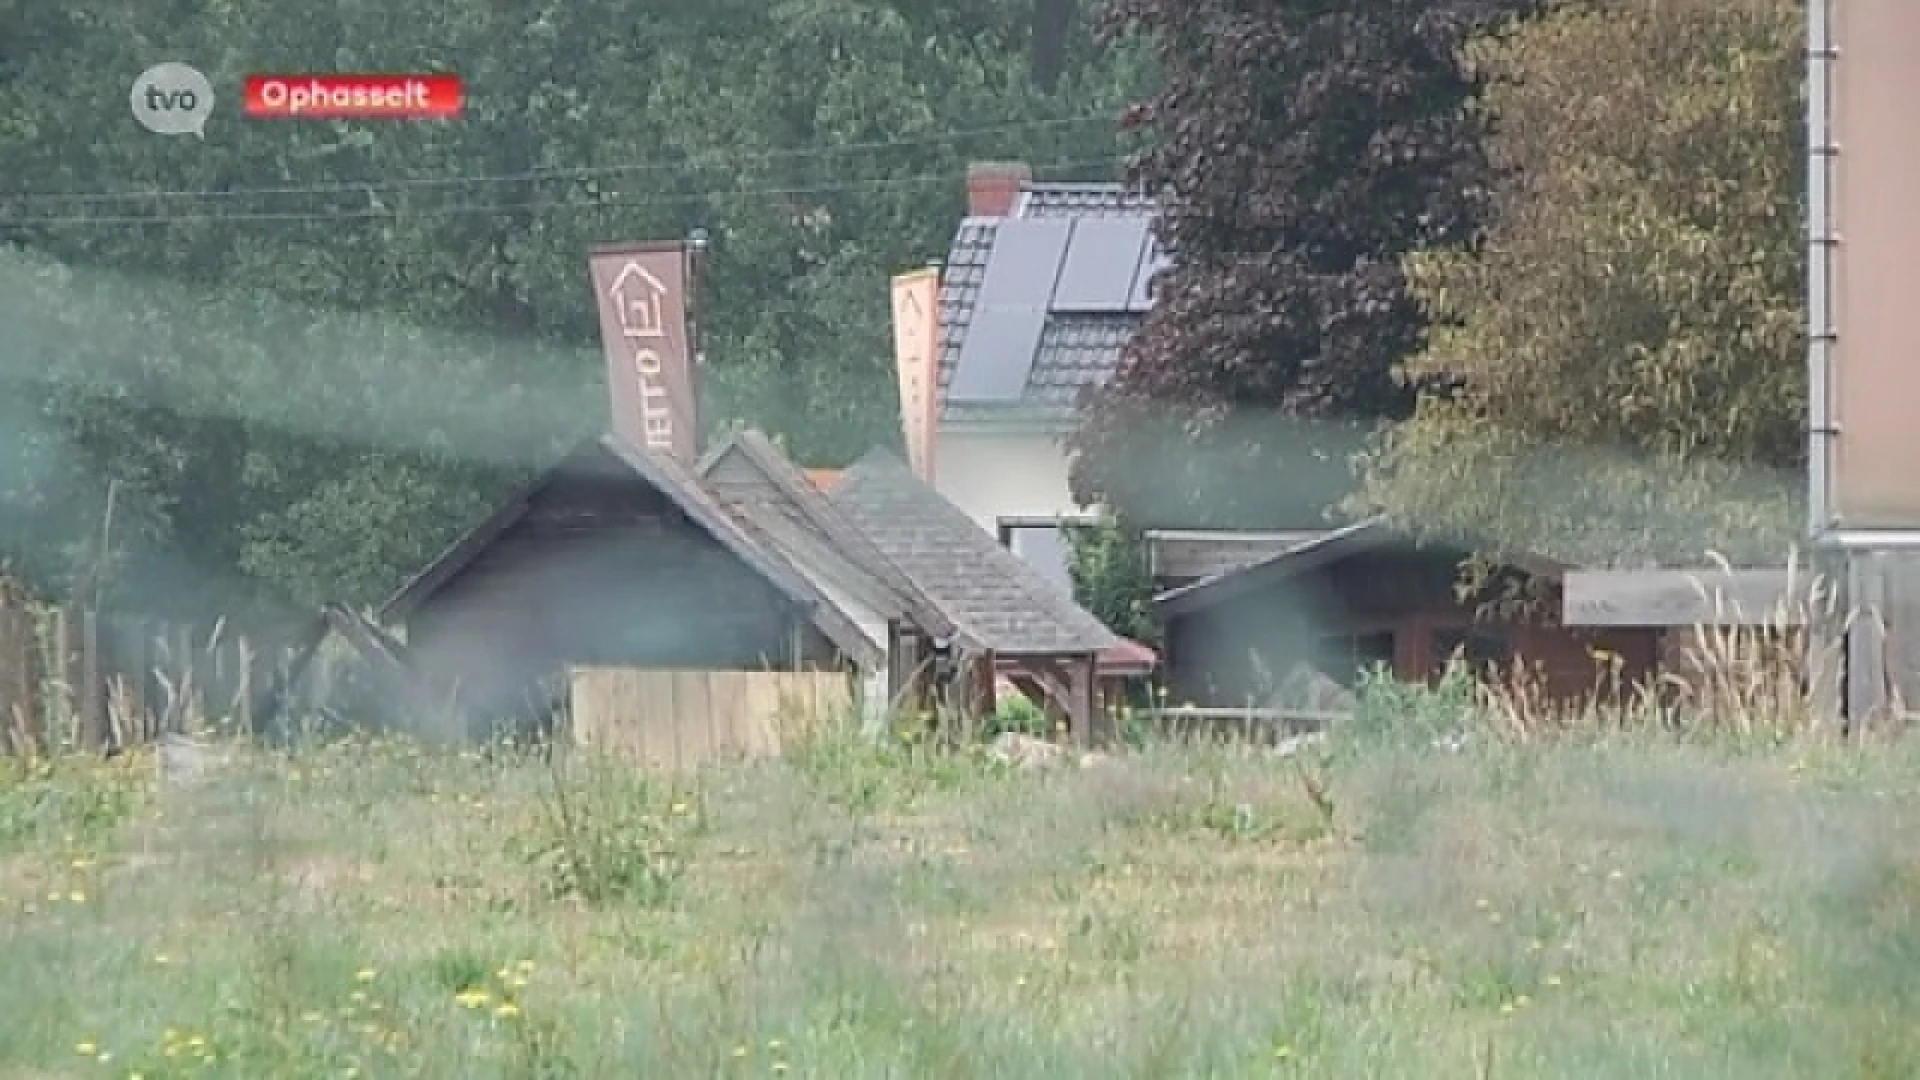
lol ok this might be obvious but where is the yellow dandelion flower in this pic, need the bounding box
[1498,1002,1515,1015]
[153,953,172,965]
[187,1035,206,1050]
[669,802,689,816]
[767,1039,784,1050]
[162,1029,179,1042]
[454,988,491,1009]
[1273,1044,1294,1059]
[356,967,378,982]
[75,1041,98,1056]
[1546,974,1563,987]
[732,1045,749,1058]
[1515,994,1532,1008]
[71,857,92,870]
[495,1002,521,1019]
[68,890,86,904]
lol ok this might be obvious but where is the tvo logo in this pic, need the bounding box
[130,62,214,137]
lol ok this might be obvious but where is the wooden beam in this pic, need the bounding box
[1561,569,1809,628]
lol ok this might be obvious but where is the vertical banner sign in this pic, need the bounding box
[1832,1,1920,526]
[890,268,941,480]
[588,242,698,465]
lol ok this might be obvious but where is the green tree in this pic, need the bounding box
[1068,516,1159,647]
[0,0,1144,614]
[1067,0,1540,529]
[1352,0,1804,568]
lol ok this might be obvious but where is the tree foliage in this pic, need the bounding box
[1067,516,1159,648]
[1067,0,1539,529]
[1352,0,1804,568]
[0,1,1144,616]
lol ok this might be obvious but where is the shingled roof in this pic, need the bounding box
[937,181,1165,428]
[829,449,1121,657]
[698,430,955,644]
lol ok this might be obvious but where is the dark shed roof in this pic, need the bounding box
[937,182,1166,427]
[379,435,871,663]
[1153,519,1577,620]
[828,449,1120,657]
[1153,520,1395,619]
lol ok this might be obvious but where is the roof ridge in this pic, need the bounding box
[704,433,956,640]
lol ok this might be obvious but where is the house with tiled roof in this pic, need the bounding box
[890,161,1166,590]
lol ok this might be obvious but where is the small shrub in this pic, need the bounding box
[512,752,698,908]
[0,752,148,852]
[980,693,1048,740]
[1348,661,1478,747]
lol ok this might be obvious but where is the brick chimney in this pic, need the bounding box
[966,161,1031,217]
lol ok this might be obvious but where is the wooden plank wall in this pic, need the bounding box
[569,667,851,772]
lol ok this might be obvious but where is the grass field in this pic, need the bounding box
[2,710,1919,1079]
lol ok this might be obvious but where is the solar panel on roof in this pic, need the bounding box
[1051,218,1151,313]
[948,219,1072,402]
[1125,241,1171,312]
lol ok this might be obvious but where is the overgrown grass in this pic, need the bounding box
[2,701,1919,1078]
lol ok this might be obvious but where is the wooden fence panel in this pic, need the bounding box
[570,667,851,771]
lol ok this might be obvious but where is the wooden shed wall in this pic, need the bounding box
[1162,550,1659,708]
[403,471,837,732]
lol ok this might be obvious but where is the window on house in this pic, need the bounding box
[1432,627,1510,676]
[997,519,1087,593]
[1317,630,1396,687]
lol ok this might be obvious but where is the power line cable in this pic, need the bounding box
[3,156,1127,228]
[4,115,1124,207]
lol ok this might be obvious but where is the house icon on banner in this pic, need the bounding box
[608,262,670,340]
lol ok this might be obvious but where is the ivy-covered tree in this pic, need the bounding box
[1351,0,1803,567]
[1068,0,1540,529]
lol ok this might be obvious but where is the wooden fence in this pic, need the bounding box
[569,667,851,772]
[0,595,288,755]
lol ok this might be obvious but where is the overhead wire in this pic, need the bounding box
[2,155,1131,228]
[2,114,1126,207]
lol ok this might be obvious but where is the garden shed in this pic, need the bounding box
[380,434,872,739]
[697,429,958,728]
[1153,520,1662,708]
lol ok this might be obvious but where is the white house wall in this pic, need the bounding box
[933,428,1086,533]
